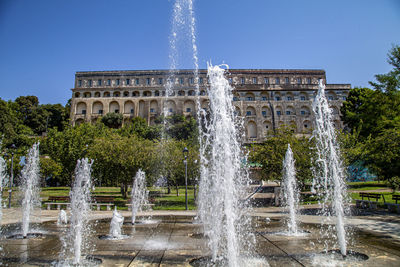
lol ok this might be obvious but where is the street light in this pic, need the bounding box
[183,147,189,210]
[8,144,16,209]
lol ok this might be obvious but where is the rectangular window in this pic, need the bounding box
[150,108,155,113]
[88,80,92,86]
[297,78,301,84]
[307,78,311,84]
[199,77,203,84]
[300,96,306,101]
[186,108,191,112]
[275,96,281,101]
[169,108,173,113]
[285,77,289,84]
[98,79,102,86]
[78,80,82,87]
[115,109,119,113]
[180,78,184,84]
[228,78,233,84]
[241,77,245,84]
[233,97,238,101]
[116,79,120,85]
[277,111,281,115]
[328,96,334,100]
[146,78,151,85]
[262,96,267,101]
[252,77,257,84]
[126,79,130,85]
[99,110,103,115]
[189,77,194,84]
[262,111,267,116]
[287,96,293,101]
[264,77,269,84]
[275,78,280,84]
[286,111,291,115]
[136,78,140,85]
[301,110,306,115]
[82,110,86,115]
[246,111,251,116]
[159,78,163,84]
[107,79,111,86]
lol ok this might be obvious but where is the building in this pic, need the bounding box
[70,69,350,142]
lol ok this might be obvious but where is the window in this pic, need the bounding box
[262,96,267,101]
[155,91,160,96]
[277,111,281,115]
[264,77,269,84]
[252,77,257,84]
[300,96,306,101]
[180,78,184,84]
[186,108,191,112]
[98,79,102,86]
[304,124,308,128]
[82,110,86,115]
[241,77,245,84]
[159,78,163,84]
[114,109,119,113]
[228,78,233,84]
[342,96,346,100]
[107,79,111,86]
[285,77,289,84]
[265,125,269,129]
[130,109,134,114]
[78,80,82,87]
[123,92,129,97]
[276,78,280,84]
[189,77,194,84]
[126,79,130,85]
[246,96,254,101]
[150,108,155,113]
[286,111,291,115]
[88,80,92,86]
[135,78,140,85]
[199,77,203,84]
[328,96,334,100]
[99,110,103,115]
[169,108,173,113]
[297,78,301,84]
[116,79,120,86]
[287,96,293,101]
[233,97,239,101]
[246,111,251,116]
[275,96,281,101]
[146,78,151,85]
[262,111,267,116]
[307,78,311,84]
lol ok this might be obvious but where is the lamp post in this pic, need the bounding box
[183,147,189,210]
[8,144,16,209]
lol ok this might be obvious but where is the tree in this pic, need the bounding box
[249,126,314,189]
[370,45,400,93]
[40,156,62,186]
[101,112,123,128]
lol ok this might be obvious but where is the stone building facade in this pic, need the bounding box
[70,69,350,142]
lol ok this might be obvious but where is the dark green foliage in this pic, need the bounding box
[101,112,123,128]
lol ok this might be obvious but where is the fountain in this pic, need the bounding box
[311,79,349,256]
[281,144,300,235]
[57,210,68,225]
[197,64,255,267]
[130,169,150,224]
[58,158,95,266]
[20,142,41,238]
[109,207,124,238]
[0,155,7,225]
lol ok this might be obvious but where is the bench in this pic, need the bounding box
[91,196,115,211]
[356,193,384,209]
[44,196,71,210]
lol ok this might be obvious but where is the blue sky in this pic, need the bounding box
[0,0,399,104]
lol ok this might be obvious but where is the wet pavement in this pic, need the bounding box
[0,207,400,266]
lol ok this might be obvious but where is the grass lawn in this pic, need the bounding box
[38,186,197,210]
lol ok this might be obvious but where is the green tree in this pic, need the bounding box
[40,156,62,185]
[101,112,123,128]
[249,126,314,189]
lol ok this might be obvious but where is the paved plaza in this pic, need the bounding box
[1,206,400,266]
